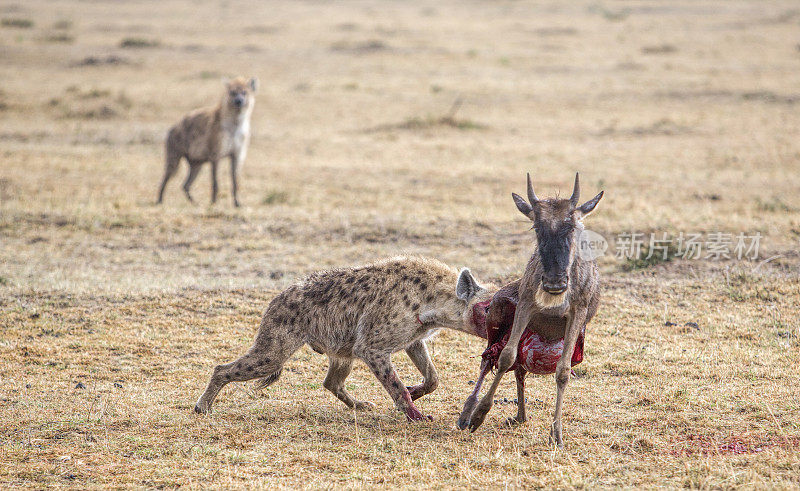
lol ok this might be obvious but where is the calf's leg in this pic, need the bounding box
[466,305,532,431]
[505,366,528,426]
[550,310,584,447]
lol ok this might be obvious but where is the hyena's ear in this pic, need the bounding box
[456,268,481,301]
[249,77,259,92]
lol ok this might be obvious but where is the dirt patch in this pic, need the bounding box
[71,55,131,67]
[641,44,677,55]
[597,118,693,137]
[330,39,391,54]
[364,98,487,133]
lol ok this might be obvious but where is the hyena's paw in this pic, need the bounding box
[354,401,376,411]
[194,399,212,415]
[407,384,427,400]
[404,404,433,422]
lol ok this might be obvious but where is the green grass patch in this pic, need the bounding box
[262,190,289,206]
[755,197,793,212]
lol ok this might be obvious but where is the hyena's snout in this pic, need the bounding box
[233,95,246,108]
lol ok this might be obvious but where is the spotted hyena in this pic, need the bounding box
[195,256,494,420]
[157,76,258,207]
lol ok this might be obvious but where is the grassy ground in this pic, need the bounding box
[1,0,799,487]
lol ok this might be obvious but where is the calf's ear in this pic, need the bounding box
[456,268,481,301]
[512,193,533,218]
[577,191,604,219]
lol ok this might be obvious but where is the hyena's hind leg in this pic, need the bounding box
[253,368,283,390]
[194,331,303,414]
[182,162,203,204]
[323,356,375,411]
[157,146,182,204]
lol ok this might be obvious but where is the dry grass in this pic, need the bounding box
[1,0,799,487]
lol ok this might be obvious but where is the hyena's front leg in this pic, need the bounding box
[405,340,439,400]
[356,348,430,421]
[183,163,202,203]
[230,154,242,207]
[323,356,375,410]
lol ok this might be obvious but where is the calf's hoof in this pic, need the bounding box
[456,395,478,430]
[549,427,564,448]
[468,401,492,432]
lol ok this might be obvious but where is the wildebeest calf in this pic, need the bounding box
[195,256,494,420]
[459,173,603,447]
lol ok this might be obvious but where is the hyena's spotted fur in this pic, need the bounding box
[195,256,493,420]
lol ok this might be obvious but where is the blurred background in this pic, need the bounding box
[2,0,798,293]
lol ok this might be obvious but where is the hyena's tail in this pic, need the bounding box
[253,368,283,390]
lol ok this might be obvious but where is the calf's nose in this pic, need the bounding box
[541,275,568,294]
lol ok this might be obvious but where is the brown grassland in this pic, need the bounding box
[1,0,800,488]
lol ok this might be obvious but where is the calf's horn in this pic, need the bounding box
[570,172,580,206]
[527,173,539,204]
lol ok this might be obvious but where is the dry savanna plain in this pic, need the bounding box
[1,0,800,488]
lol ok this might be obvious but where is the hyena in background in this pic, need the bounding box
[195,256,494,421]
[157,76,257,207]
